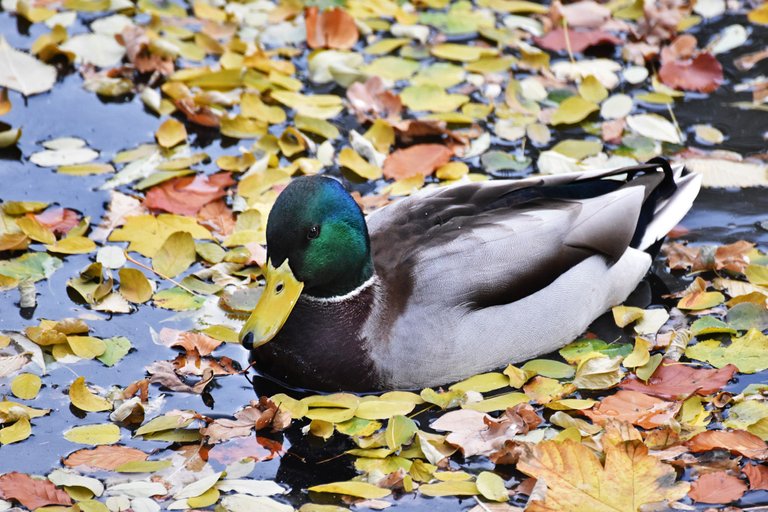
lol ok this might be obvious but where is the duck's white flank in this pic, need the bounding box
[301,275,379,304]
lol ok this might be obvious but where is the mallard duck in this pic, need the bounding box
[239,158,701,391]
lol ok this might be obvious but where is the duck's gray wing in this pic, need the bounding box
[364,162,700,387]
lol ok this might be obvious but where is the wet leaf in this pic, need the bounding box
[64,423,121,445]
[0,416,31,444]
[0,472,72,509]
[10,373,41,399]
[63,445,148,470]
[685,329,768,373]
[153,231,196,278]
[69,376,112,412]
[155,118,187,148]
[382,144,453,180]
[688,470,746,504]
[584,390,681,429]
[385,415,417,450]
[620,362,737,399]
[118,268,153,303]
[0,37,57,95]
[420,480,479,497]
[308,481,390,499]
[551,96,598,125]
[687,429,768,459]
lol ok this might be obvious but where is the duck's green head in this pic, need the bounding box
[239,175,373,350]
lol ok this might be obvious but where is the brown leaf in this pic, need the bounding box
[620,363,737,400]
[583,390,681,429]
[208,436,285,465]
[197,199,236,238]
[688,471,747,504]
[63,445,149,470]
[659,37,723,93]
[144,172,233,216]
[431,409,526,457]
[117,25,174,75]
[743,463,768,490]
[382,144,453,180]
[535,29,620,53]
[715,241,754,273]
[159,328,223,356]
[147,360,214,394]
[687,430,768,460]
[0,472,72,510]
[201,397,291,443]
[33,207,80,235]
[305,7,359,50]
[347,77,402,122]
[175,97,221,127]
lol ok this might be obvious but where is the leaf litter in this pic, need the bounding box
[0,0,767,510]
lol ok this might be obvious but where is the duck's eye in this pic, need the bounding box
[307,225,321,240]
[275,282,284,294]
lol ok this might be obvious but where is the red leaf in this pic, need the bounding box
[659,51,723,93]
[744,463,768,490]
[306,7,359,50]
[382,144,454,180]
[688,471,747,504]
[144,172,234,215]
[687,430,768,460]
[63,445,149,470]
[34,207,80,235]
[535,28,620,53]
[620,363,737,400]
[0,472,72,510]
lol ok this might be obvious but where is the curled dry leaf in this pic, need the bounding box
[146,360,214,394]
[144,172,234,216]
[201,397,291,443]
[688,470,747,504]
[117,25,174,75]
[382,144,454,181]
[305,7,359,51]
[346,77,402,122]
[159,328,223,356]
[664,240,754,273]
[620,362,737,400]
[583,390,681,429]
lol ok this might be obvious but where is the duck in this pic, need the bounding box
[239,158,701,392]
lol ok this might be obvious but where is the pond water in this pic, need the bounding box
[1,4,767,512]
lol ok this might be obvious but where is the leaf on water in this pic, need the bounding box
[476,471,508,502]
[305,7,359,50]
[420,480,479,497]
[0,416,31,444]
[620,362,737,399]
[144,172,234,216]
[67,335,106,359]
[63,445,148,470]
[109,214,212,258]
[385,415,417,450]
[0,252,62,283]
[0,36,57,95]
[60,33,126,67]
[152,231,196,278]
[659,37,723,93]
[118,268,153,303]
[69,376,112,412]
[10,373,41,399]
[584,390,681,429]
[0,472,72,509]
[688,470,747,504]
[64,423,121,445]
[518,436,689,512]
[535,28,619,53]
[685,329,768,373]
[744,463,768,490]
[155,118,187,148]
[308,481,390,499]
[382,144,453,180]
[686,429,768,459]
[47,469,104,497]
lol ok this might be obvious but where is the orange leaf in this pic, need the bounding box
[582,390,681,429]
[744,463,768,490]
[688,471,747,504]
[687,430,768,460]
[347,76,402,122]
[620,363,737,400]
[382,144,454,181]
[63,445,149,470]
[144,172,234,216]
[197,199,236,238]
[305,7,359,50]
[159,328,223,356]
[0,472,72,510]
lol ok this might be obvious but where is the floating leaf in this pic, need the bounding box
[69,376,112,412]
[63,445,148,470]
[11,373,41,399]
[551,96,598,125]
[118,268,153,303]
[153,231,196,278]
[0,36,56,95]
[155,118,187,148]
[308,481,390,499]
[685,329,768,373]
[626,114,681,144]
[64,423,121,445]
[476,471,508,502]
[0,472,72,509]
[382,144,453,180]
[0,416,31,444]
[385,415,417,450]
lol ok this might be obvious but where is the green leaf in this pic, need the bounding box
[152,287,204,311]
[685,328,768,373]
[521,359,575,379]
[97,336,132,366]
[385,415,417,450]
[308,481,391,499]
[727,303,768,331]
[691,316,737,336]
[560,339,632,364]
[476,471,508,502]
[0,252,61,282]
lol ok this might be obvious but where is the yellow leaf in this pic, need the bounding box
[109,214,212,258]
[240,93,286,125]
[623,337,651,368]
[118,268,153,303]
[0,400,50,418]
[354,399,416,420]
[476,471,508,502]
[0,416,31,444]
[220,115,268,138]
[270,91,343,120]
[11,373,41,400]
[551,96,599,125]
[430,43,498,62]
[518,438,689,511]
[578,75,608,103]
[745,264,768,286]
[748,3,768,24]
[69,376,112,412]
[153,231,196,278]
[16,215,55,244]
[449,372,508,393]
[67,335,106,359]
[187,487,220,508]
[308,481,391,499]
[64,423,121,445]
[400,84,469,112]
[419,480,479,496]
[462,392,529,412]
[155,118,187,148]
[521,359,575,379]
[45,236,96,254]
[677,291,724,310]
[338,148,382,180]
[612,305,644,327]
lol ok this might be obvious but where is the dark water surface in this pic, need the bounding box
[1,6,768,512]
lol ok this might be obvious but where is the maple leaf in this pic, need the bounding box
[63,445,149,470]
[518,435,689,511]
[0,472,72,510]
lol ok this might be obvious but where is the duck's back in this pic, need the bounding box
[365,160,701,388]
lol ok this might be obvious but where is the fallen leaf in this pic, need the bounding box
[620,363,737,399]
[744,463,768,490]
[685,329,768,373]
[518,436,689,512]
[158,328,222,356]
[10,373,41,399]
[687,429,768,459]
[308,481,390,499]
[0,472,72,509]
[551,96,598,125]
[63,445,149,470]
[144,172,233,216]
[688,470,747,504]
[535,29,620,53]
[583,390,681,429]
[69,376,112,412]
[152,231,196,278]
[63,423,121,445]
[0,36,57,96]
[382,144,453,180]
[155,118,187,148]
[305,7,359,50]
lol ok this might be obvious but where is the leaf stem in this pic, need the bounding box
[562,19,575,64]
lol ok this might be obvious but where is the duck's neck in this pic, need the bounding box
[304,258,375,299]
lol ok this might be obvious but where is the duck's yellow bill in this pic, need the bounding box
[239,259,304,349]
